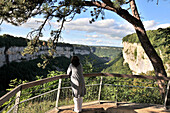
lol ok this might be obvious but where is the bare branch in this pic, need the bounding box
[125,0,133,4]
[130,0,140,20]
[102,0,114,7]
[0,19,3,25]
[52,17,65,47]
[83,1,116,12]
[83,1,139,27]
[157,0,159,5]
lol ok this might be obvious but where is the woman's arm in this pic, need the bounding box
[67,64,72,77]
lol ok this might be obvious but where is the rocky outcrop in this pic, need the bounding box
[0,45,91,68]
[0,47,5,67]
[123,42,169,76]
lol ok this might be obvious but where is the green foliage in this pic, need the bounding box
[122,33,139,43]
[21,40,40,56]
[100,76,163,104]
[0,0,44,26]
[7,79,28,92]
[102,53,132,75]
[91,46,122,59]
[1,70,163,112]
[18,100,55,113]
[1,78,29,110]
[152,27,170,64]
[112,0,126,8]
[82,56,94,73]
[122,26,170,74]
[76,53,108,73]
[0,56,70,97]
[0,34,28,47]
[1,70,65,113]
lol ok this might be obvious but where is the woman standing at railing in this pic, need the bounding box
[67,56,86,113]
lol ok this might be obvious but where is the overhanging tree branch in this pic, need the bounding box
[0,0,167,80]
[82,0,167,80]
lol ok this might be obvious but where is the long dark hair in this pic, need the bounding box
[71,56,80,67]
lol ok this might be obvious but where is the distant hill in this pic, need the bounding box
[90,46,122,59]
[102,52,132,74]
[0,34,122,97]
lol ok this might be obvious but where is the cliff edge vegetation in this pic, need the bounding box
[122,27,170,64]
[122,26,170,76]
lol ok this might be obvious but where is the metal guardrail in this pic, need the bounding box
[0,73,170,113]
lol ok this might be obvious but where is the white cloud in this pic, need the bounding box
[21,18,46,29]
[62,37,122,47]
[155,23,170,29]
[62,18,135,40]
[80,38,122,46]
[143,20,170,30]
[63,18,170,38]
[85,34,101,38]
[60,18,170,46]
[6,17,170,40]
[1,16,170,47]
[143,20,158,30]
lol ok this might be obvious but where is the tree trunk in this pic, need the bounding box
[100,0,167,94]
[129,0,167,94]
[84,0,167,78]
[129,0,167,78]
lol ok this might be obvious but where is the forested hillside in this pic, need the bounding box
[90,46,122,59]
[1,27,169,106]
[123,27,170,65]
[2,26,169,99]
[0,34,122,97]
[102,53,132,74]
[122,26,170,76]
[0,34,28,47]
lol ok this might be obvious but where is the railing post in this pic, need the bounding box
[115,85,118,106]
[13,90,21,113]
[56,79,62,110]
[164,80,170,109]
[98,76,103,104]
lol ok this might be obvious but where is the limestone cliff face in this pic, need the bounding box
[0,47,5,67]
[123,42,154,74]
[123,42,169,76]
[0,45,91,68]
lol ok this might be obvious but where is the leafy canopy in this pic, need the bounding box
[0,0,128,67]
[0,0,127,42]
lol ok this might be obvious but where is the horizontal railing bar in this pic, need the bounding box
[86,84,100,87]
[61,86,71,89]
[19,82,159,106]
[60,83,101,89]
[0,95,17,112]
[104,80,163,85]
[0,85,21,106]
[104,84,159,89]
[6,104,17,113]
[102,73,170,81]
[22,83,59,97]
[1,73,169,107]
[20,88,58,104]
[21,75,68,89]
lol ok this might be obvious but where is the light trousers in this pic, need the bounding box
[73,97,83,112]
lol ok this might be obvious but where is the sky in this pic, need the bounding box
[0,0,170,47]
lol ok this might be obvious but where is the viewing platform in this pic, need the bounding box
[47,102,170,113]
[0,73,170,113]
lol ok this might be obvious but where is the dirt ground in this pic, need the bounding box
[47,102,170,113]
